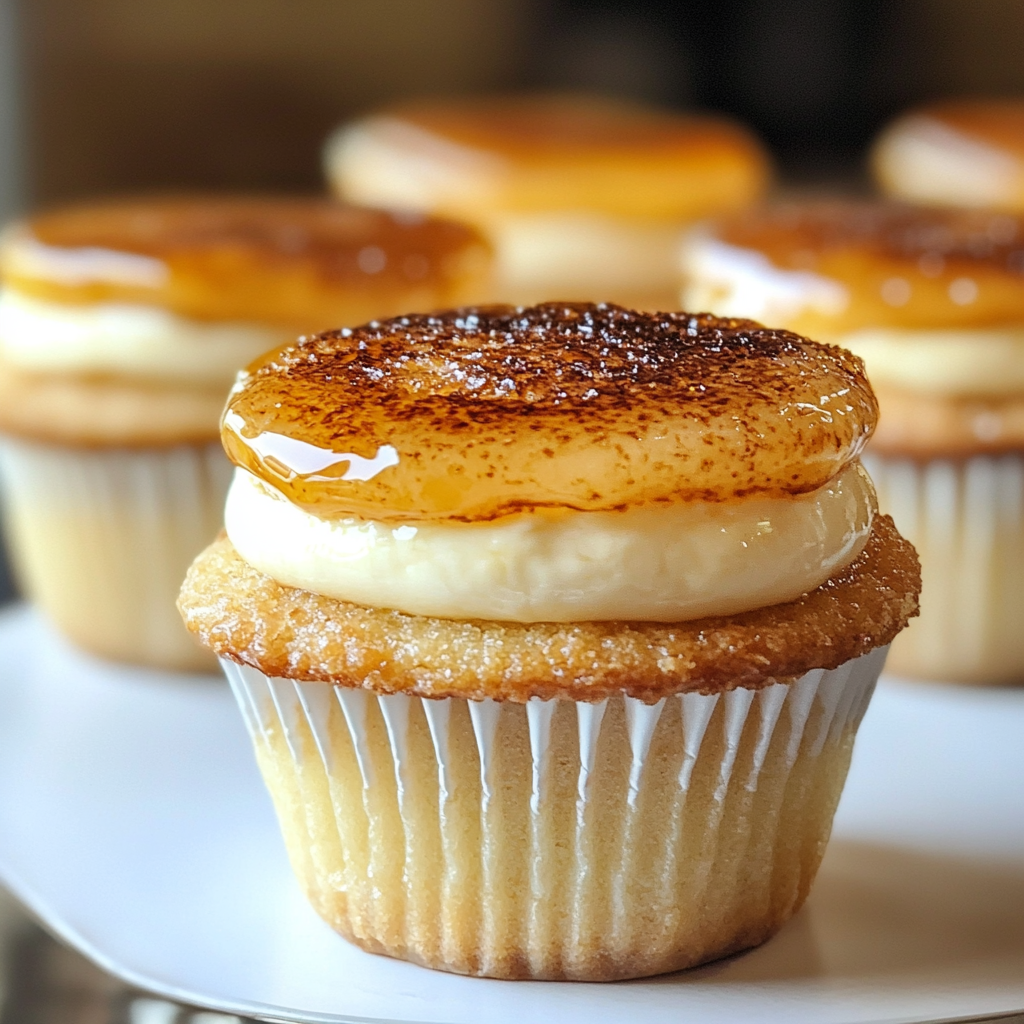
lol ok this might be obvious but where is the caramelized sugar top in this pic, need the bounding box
[223,303,876,522]
[370,94,769,219]
[390,94,756,158]
[925,99,1024,159]
[710,201,1024,334]
[0,196,490,329]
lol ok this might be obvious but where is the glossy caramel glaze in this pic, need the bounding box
[0,197,491,329]
[924,99,1024,160]
[222,302,877,522]
[707,201,1024,335]
[340,94,770,220]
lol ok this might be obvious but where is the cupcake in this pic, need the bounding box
[682,201,1024,682]
[179,303,919,979]
[325,94,770,310]
[872,99,1024,212]
[0,197,490,670]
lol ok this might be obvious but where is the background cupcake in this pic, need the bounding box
[326,93,770,310]
[682,201,1024,683]
[0,196,490,670]
[872,99,1024,213]
[180,304,919,979]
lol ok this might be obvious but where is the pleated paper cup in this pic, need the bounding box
[0,437,231,671]
[864,452,1024,684]
[221,645,887,981]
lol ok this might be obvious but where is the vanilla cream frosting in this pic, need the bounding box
[0,288,286,386]
[681,236,1024,398]
[224,463,875,623]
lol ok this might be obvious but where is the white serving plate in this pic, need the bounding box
[0,604,1022,1024]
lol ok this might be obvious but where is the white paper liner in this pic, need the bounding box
[221,646,886,980]
[0,437,230,670]
[865,451,1024,682]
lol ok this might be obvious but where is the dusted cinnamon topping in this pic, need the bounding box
[692,202,1024,337]
[0,197,490,330]
[222,302,876,522]
[329,94,770,221]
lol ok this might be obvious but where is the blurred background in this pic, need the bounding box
[0,0,1018,600]
[0,0,1022,1020]
[3,0,1024,215]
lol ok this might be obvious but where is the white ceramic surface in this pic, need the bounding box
[0,605,1022,1024]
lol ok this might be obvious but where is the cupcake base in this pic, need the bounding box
[864,452,1024,684]
[222,648,885,981]
[0,437,231,671]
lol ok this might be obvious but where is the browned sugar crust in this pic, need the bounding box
[178,515,919,702]
[705,201,1024,334]
[336,94,771,222]
[224,303,877,521]
[1,196,491,331]
[0,359,226,446]
[381,94,762,162]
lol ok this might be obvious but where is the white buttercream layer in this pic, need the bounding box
[224,464,874,622]
[0,288,287,386]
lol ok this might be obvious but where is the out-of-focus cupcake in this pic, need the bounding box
[872,99,1024,212]
[0,196,490,670]
[326,94,770,310]
[180,303,918,979]
[682,201,1024,683]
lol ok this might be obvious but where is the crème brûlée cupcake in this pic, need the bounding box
[0,196,490,670]
[872,99,1024,212]
[179,303,919,979]
[682,201,1024,682]
[326,94,770,310]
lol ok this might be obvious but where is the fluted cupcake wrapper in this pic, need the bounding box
[0,437,230,671]
[864,452,1024,683]
[222,646,886,981]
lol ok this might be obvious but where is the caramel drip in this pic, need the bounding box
[928,99,1024,160]
[0,197,490,329]
[712,201,1024,334]
[222,303,876,522]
